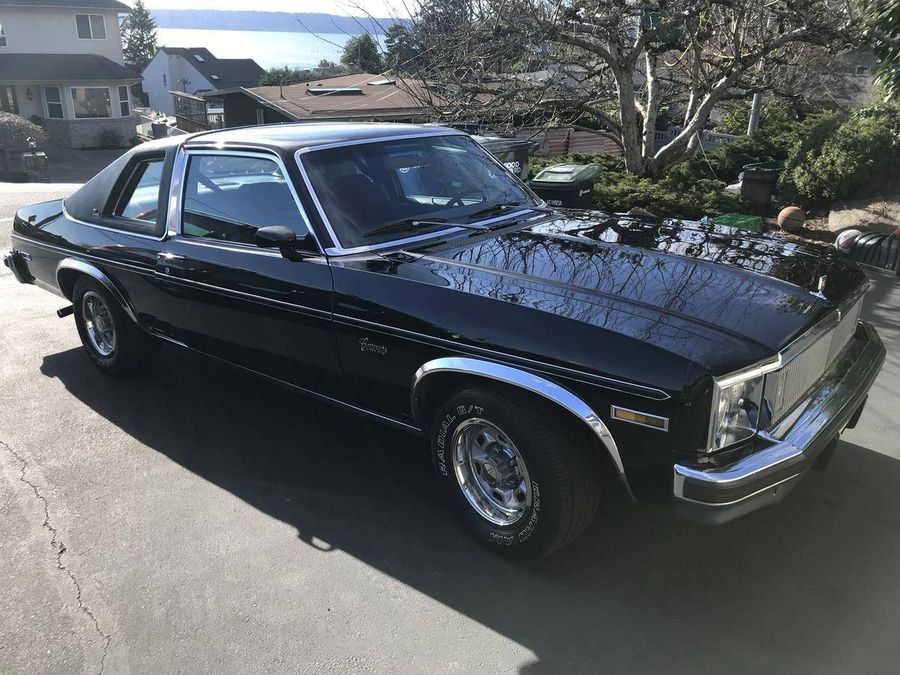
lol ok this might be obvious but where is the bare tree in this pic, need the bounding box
[397,0,861,176]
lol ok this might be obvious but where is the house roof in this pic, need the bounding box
[0,0,130,9]
[153,47,265,90]
[0,53,138,83]
[214,73,430,121]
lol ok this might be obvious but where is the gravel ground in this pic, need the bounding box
[2,186,900,674]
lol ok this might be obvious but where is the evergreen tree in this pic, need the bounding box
[340,34,383,74]
[865,0,900,100]
[122,0,158,72]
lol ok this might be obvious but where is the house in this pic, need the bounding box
[211,73,431,128]
[141,47,264,116]
[0,0,140,148]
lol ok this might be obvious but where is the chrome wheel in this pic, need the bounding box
[451,418,532,526]
[81,290,116,356]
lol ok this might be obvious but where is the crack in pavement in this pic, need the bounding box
[1,440,111,674]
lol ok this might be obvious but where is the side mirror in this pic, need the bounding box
[255,225,297,249]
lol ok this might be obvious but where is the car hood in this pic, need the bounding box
[415,211,867,374]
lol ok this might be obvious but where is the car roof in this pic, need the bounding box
[183,122,464,152]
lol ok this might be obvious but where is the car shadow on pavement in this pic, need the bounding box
[40,345,900,672]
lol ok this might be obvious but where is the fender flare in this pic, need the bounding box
[411,356,632,497]
[56,258,139,324]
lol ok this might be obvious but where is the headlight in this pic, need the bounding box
[708,373,766,452]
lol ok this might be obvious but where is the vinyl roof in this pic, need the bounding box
[184,122,462,152]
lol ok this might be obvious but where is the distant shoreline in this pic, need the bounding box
[151,9,405,35]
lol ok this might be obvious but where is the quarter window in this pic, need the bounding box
[44,86,63,119]
[114,158,165,222]
[118,85,130,116]
[72,87,111,118]
[76,14,106,40]
[182,154,308,245]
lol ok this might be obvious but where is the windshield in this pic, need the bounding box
[299,134,537,248]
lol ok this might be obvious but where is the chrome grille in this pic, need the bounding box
[829,298,862,362]
[774,331,833,419]
[771,296,863,422]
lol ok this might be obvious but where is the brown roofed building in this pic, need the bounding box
[211,73,432,127]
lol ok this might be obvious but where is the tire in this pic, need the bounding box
[430,386,601,559]
[72,277,159,376]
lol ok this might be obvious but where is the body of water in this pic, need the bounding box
[156,28,366,70]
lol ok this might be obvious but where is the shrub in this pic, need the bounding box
[529,149,746,219]
[716,100,803,152]
[98,128,124,149]
[780,103,900,207]
[0,112,49,150]
[593,173,746,219]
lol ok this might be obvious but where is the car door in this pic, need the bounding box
[151,149,342,398]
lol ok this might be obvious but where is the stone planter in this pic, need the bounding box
[21,151,48,181]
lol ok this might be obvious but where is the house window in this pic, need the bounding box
[255,107,264,125]
[0,86,18,114]
[75,14,106,40]
[44,86,64,119]
[0,21,7,47]
[71,87,111,118]
[118,85,130,116]
[162,73,167,87]
[855,65,869,77]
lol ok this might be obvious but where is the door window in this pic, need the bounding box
[182,154,308,245]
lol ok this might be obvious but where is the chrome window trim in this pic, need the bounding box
[293,131,545,256]
[175,147,324,255]
[411,356,633,497]
[62,202,167,242]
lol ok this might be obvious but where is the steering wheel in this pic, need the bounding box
[446,188,486,208]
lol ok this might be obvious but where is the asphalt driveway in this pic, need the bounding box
[1,186,899,674]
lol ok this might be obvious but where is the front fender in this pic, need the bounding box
[412,356,633,498]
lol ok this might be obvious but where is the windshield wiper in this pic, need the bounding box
[364,218,488,239]
[466,202,553,221]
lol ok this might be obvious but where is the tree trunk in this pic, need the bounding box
[641,53,660,161]
[614,69,644,174]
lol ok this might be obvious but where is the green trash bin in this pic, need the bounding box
[472,135,533,180]
[528,164,600,208]
[740,161,785,213]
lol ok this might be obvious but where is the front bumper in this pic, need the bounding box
[673,321,885,525]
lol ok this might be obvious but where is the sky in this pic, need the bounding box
[140,0,405,17]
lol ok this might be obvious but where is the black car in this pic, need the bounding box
[4,123,885,558]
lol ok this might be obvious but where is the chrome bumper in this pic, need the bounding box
[3,250,32,284]
[673,322,885,525]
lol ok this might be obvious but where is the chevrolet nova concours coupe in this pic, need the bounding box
[4,124,886,558]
